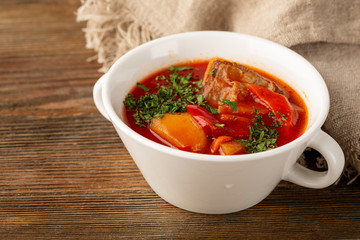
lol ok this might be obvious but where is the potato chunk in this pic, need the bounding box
[149,112,208,153]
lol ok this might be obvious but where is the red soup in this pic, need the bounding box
[123,58,308,155]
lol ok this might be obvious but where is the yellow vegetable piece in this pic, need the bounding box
[149,112,208,153]
[219,141,245,155]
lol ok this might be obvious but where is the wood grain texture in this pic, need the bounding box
[0,1,359,239]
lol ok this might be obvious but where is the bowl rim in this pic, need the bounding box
[101,31,330,162]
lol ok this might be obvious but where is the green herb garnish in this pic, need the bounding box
[123,93,137,110]
[196,95,205,105]
[220,99,238,113]
[269,111,285,127]
[124,66,204,127]
[206,105,219,114]
[277,110,288,120]
[209,68,216,75]
[236,108,281,153]
[136,82,149,91]
[194,78,203,87]
[169,66,193,72]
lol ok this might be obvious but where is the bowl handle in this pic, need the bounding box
[283,130,344,188]
[93,74,111,121]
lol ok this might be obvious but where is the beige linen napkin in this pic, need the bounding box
[77,0,360,183]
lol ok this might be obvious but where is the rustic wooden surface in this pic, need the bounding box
[1,0,359,239]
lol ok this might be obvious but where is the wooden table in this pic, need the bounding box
[1,1,359,239]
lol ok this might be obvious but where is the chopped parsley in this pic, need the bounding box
[206,105,219,114]
[136,82,148,91]
[236,108,284,153]
[209,68,216,75]
[196,95,205,105]
[155,75,166,80]
[123,66,205,127]
[194,78,204,87]
[220,99,238,113]
[169,66,193,72]
[277,110,288,120]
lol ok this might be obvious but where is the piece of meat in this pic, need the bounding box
[202,58,287,108]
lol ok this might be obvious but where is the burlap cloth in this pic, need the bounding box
[77,0,360,184]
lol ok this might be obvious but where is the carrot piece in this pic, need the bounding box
[219,141,246,155]
[210,136,233,154]
[149,113,208,153]
[218,102,269,117]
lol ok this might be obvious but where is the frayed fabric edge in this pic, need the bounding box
[316,138,360,185]
[76,0,162,73]
[301,139,360,185]
[343,139,360,184]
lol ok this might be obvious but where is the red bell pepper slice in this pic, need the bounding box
[219,114,252,138]
[247,84,297,126]
[186,105,225,137]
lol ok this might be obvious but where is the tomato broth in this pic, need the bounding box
[123,60,308,155]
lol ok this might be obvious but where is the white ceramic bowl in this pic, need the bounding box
[94,31,344,214]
